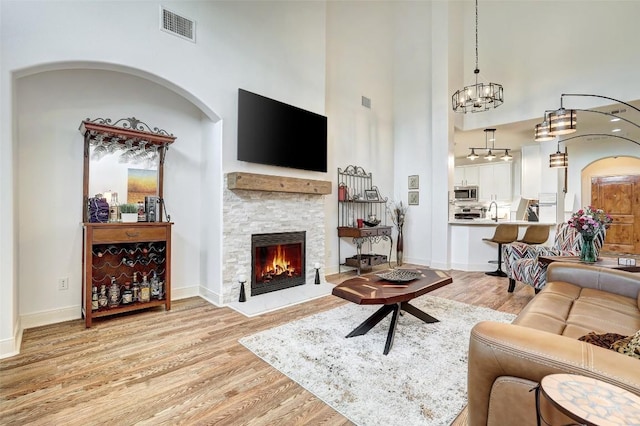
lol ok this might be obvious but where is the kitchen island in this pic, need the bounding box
[449,220,556,272]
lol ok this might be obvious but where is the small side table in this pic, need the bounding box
[537,373,640,425]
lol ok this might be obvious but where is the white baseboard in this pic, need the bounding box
[197,286,222,307]
[0,319,23,359]
[20,305,81,330]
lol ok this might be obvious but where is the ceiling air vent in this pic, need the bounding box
[160,6,195,42]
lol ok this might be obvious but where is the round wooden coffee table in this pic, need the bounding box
[539,373,640,425]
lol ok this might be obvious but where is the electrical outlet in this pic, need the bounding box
[58,277,69,291]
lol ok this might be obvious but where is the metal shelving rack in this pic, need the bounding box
[337,165,392,274]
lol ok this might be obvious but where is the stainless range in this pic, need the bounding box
[454,207,484,220]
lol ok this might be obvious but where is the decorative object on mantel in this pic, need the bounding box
[567,206,612,263]
[314,263,321,285]
[387,200,408,266]
[466,128,512,161]
[451,0,504,113]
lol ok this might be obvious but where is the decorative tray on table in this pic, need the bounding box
[375,269,422,283]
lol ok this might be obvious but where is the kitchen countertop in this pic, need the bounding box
[449,219,556,226]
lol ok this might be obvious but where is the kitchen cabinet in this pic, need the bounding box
[478,162,512,202]
[454,165,479,186]
[337,165,392,275]
[521,144,541,199]
[80,117,176,327]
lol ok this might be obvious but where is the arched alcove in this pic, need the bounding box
[13,64,223,327]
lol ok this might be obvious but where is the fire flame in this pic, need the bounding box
[257,245,298,281]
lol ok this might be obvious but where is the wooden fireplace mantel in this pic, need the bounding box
[227,172,332,195]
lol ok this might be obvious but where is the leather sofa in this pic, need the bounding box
[467,262,640,425]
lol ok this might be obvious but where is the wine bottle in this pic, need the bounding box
[122,281,133,304]
[91,286,99,310]
[131,272,140,302]
[108,276,120,307]
[98,284,108,308]
[139,272,150,303]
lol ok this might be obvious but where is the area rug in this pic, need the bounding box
[239,295,516,426]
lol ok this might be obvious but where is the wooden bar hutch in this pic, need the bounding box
[80,118,175,327]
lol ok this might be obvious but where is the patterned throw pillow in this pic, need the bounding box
[578,332,628,349]
[611,330,640,360]
[578,331,640,360]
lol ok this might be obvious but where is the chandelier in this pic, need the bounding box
[452,0,504,113]
[466,128,512,161]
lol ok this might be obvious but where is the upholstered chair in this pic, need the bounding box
[502,222,605,293]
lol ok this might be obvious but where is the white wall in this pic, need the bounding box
[391,1,434,266]
[325,1,396,265]
[1,0,328,356]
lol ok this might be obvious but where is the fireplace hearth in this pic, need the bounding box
[251,231,306,296]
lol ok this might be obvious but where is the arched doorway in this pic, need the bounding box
[582,156,640,255]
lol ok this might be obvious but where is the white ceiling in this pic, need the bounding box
[453,99,640,160]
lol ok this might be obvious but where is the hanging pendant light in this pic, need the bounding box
[548,108,577,136]
[466,128,511,161]
[501,149,512,161]
[534,113,555,142]
[484,149,496,160]
[549,150,569,168]
[452,0,504,113]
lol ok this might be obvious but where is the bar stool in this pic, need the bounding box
[482,224,518,277]
[517,224,550,245]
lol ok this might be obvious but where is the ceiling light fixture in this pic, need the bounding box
[451,0,503,113]
[549,133,640,169]
[549,148,568,168]
[535,94,640,142]
[466,128,512,162]
[548,108,577,136]
[534,112,555,142]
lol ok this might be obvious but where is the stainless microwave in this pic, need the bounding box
[454,186,479,202]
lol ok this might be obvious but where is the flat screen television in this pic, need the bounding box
[237,88,328,172]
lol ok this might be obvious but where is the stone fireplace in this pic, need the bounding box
[222,172,332,306]
[251,231,306,295]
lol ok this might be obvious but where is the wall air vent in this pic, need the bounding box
[160,6,196,42]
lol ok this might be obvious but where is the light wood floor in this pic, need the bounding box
[0,266,535,425]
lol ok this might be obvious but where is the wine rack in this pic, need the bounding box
[82,222,172,327]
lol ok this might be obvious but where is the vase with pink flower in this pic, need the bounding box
[567,206,613,263]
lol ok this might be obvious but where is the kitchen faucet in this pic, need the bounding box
[488,201,498,222]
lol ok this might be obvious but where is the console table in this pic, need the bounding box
[538,256,640,273]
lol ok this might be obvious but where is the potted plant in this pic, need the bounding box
[120,203,139,223]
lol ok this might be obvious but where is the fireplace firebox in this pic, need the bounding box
[251,231,306,296]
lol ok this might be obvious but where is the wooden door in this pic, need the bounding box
[591,175,640,254]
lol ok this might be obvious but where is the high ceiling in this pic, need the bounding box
[453,99,640,160]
